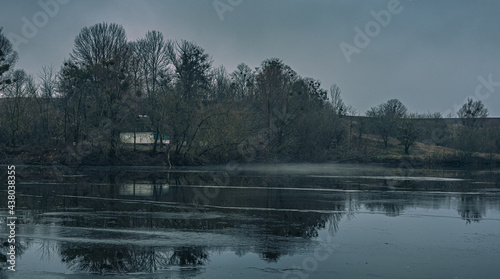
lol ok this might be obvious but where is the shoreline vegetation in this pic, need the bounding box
[2,117,500,168]
[1,23,500,168]
[3,147,500,168]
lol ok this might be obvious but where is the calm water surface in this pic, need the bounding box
[1,164,500,278]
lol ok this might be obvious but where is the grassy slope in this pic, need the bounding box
[339,133,500,166]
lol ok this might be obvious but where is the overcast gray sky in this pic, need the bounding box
[1,0,499,116]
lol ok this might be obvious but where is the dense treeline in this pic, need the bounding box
[0,23,499,165]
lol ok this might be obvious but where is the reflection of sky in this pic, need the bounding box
[14,241,70,274]
[203,207,500,279]
[329,209,500,279]
[5,206,500,279]
[3,165,500,278]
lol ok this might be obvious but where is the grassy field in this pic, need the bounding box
[338,133,500,166]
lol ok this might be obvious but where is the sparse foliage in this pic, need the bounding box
[60,22,136,160]
[2,21,497,166]
[133,30,172,152]
[166,40,212,101]
[230,63,254,100]
[457,98,488,129]
[329,84,355,116]
[366,99,408,147]
[454,98,489,161]
[397,120,417,154]
[0,27,18,91]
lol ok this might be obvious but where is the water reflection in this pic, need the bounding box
[458,195,486,224]
[169,247,209,266]
[1,165,499,276]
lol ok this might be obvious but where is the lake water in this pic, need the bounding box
[1,163,500,278]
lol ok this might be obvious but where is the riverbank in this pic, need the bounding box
[2,137,500,169]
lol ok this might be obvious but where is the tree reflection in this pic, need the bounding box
[168,246,209,266]
[457,195,485,224]
[58,243,210,274]
[260,251,281,262]
[60,245,138,274]
[9,166,500,276]
[36,239,59,262]
[364,202,404,217]
[0,227,28,270]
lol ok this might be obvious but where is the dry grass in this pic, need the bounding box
[344,133,500,165]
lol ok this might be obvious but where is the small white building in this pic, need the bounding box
[120,132,170,144]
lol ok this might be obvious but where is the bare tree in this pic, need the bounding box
[367,99,408,147]
[210,65,232,101]
[457,98,488,129]
[135,30,170,97]
[166,40,212,101]
[397,119,417,154]
[39,65,57,98]
[0,27,18,91]
[230,63,254,100]
[134,30,172,152]
[454,98,489,160]
[162,40,213,162]
[255,58,300,154]
[61,22,135,160]
[329,84,355,116]
[1,70,37,147]
[70,23,129,67]
[37,65,59,144]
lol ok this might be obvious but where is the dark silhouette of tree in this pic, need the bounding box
[166,40,212,101]
[457,98,488,129]
[230,63,255,100]
[397,119,417,154]
[366,99,408,147]
[329,84,355,116]
[255,58,309,156]
[168,246,209,266]
[36,65,60,145]
[455,98,489,160]
[133,30,172,153]
[0,27,17,91]
[210,65,232,101]
[158,40,216,163]
[1,69,38,147]
[457,195,484,224]
[60,22,137,160]
[70,23,129,67]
